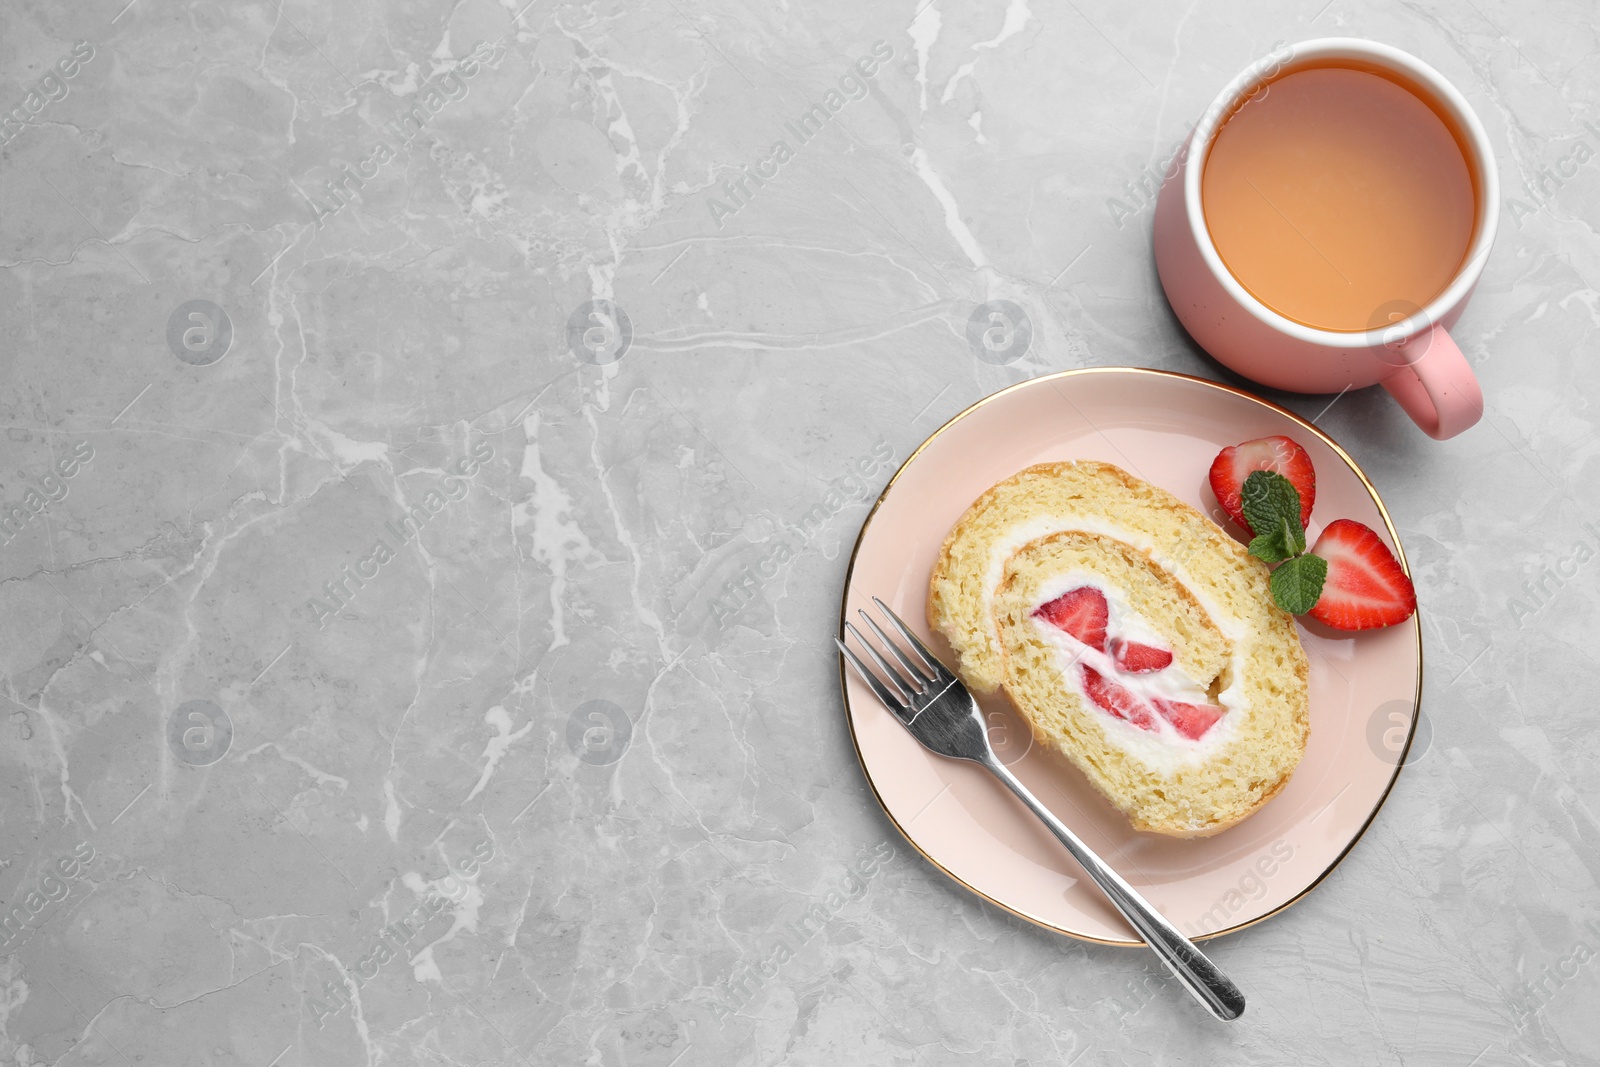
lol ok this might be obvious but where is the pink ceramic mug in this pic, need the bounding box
[1154,38,1497,440]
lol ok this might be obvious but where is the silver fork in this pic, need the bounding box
[838,596,1247,1022]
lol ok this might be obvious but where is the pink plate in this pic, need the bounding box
[838,368,1422,945]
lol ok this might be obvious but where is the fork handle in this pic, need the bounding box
[983,757,1246,1021]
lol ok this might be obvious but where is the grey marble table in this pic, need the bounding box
[1,0,1596,1063]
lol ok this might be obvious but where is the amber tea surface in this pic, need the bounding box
[1201,66,1476,332]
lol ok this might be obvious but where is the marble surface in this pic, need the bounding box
[1,0,1597,1063]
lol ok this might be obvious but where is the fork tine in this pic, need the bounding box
[836,637,913,722]
[858,609,932,689]
[843,621,917,702]
[871,597,949,679]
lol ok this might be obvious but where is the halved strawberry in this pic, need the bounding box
[1209,435,1316,533]
[1306,519,1417,630]
[1108,637,1174,674]
[1033,587,1108,651]
[1081,667,1157,730]
[1153,698,1225,741]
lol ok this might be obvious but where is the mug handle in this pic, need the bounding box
[1378,323,1484,440]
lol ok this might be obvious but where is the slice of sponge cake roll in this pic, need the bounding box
[928,461,1309,836]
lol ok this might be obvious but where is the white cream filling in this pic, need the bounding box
[1032,616,1245,772]
[1005,539,1253,775]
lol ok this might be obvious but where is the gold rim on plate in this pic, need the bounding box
[836,366,1424,946]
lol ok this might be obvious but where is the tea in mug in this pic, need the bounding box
[1201,65,1476,332]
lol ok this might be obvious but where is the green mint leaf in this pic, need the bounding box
[1270,552,1328,615]
[1241,470,1306,556]
[1248,523,1297,564]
